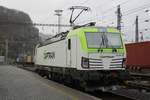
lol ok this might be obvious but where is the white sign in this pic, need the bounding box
[0,56,5,63]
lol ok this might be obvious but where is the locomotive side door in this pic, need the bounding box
[67,39,71,66]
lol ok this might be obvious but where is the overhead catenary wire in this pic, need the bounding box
[101,0,132,14]
[98,0,148,25]
[84,0,150,26]
[0,21,117,29]
[52,1,150,39]
[139,28,150,32]
[3,1,149,39]
[39,0,150,30]
[0,21,72,27]
[95,0,132,16]
[123,3,150,16]
[77,0,133,25]
[39,0,133,28]
[99,2,150,27]
[80,0,90,5]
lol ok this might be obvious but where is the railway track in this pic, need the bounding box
[19,66,150,100]
[108,88,150,100]
[89,82,150,100]
[88,90,133,100]
[104,73,150,100]
[130,72,150,81]
[126,81,150,91]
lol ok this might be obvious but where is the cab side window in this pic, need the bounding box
[68,39,71,50]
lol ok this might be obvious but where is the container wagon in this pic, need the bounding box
[16,55,34,66]
[34,26,128,90]
[126,41,150,71]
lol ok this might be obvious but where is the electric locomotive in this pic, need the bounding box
[34,26,127,90]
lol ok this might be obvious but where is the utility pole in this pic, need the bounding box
[117,5,122,32]
[140,32,144,41]
[54,10,63,34]
[5,39,8,64]
[135,16,139,42]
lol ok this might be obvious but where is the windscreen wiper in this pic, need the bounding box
[98,33,105,52]
[103,33,108,48]
[107,37,117,53]
[103,33,117,53]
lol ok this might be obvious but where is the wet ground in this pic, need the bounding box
[0,65,100,100]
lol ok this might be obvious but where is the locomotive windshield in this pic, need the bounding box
[85,32,122,48]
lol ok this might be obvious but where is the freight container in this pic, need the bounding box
[125,41,150,71]
[26,55,32,63]
[16,55,34,66]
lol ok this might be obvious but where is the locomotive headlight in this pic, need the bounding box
[81,57,89,68]
[122,58,126,68]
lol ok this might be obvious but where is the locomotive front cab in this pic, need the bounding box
[77,27,126,71]
[63,27,128,88]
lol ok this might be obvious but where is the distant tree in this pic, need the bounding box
[0,6,39,61]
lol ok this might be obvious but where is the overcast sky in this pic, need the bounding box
[1,0,150,42]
